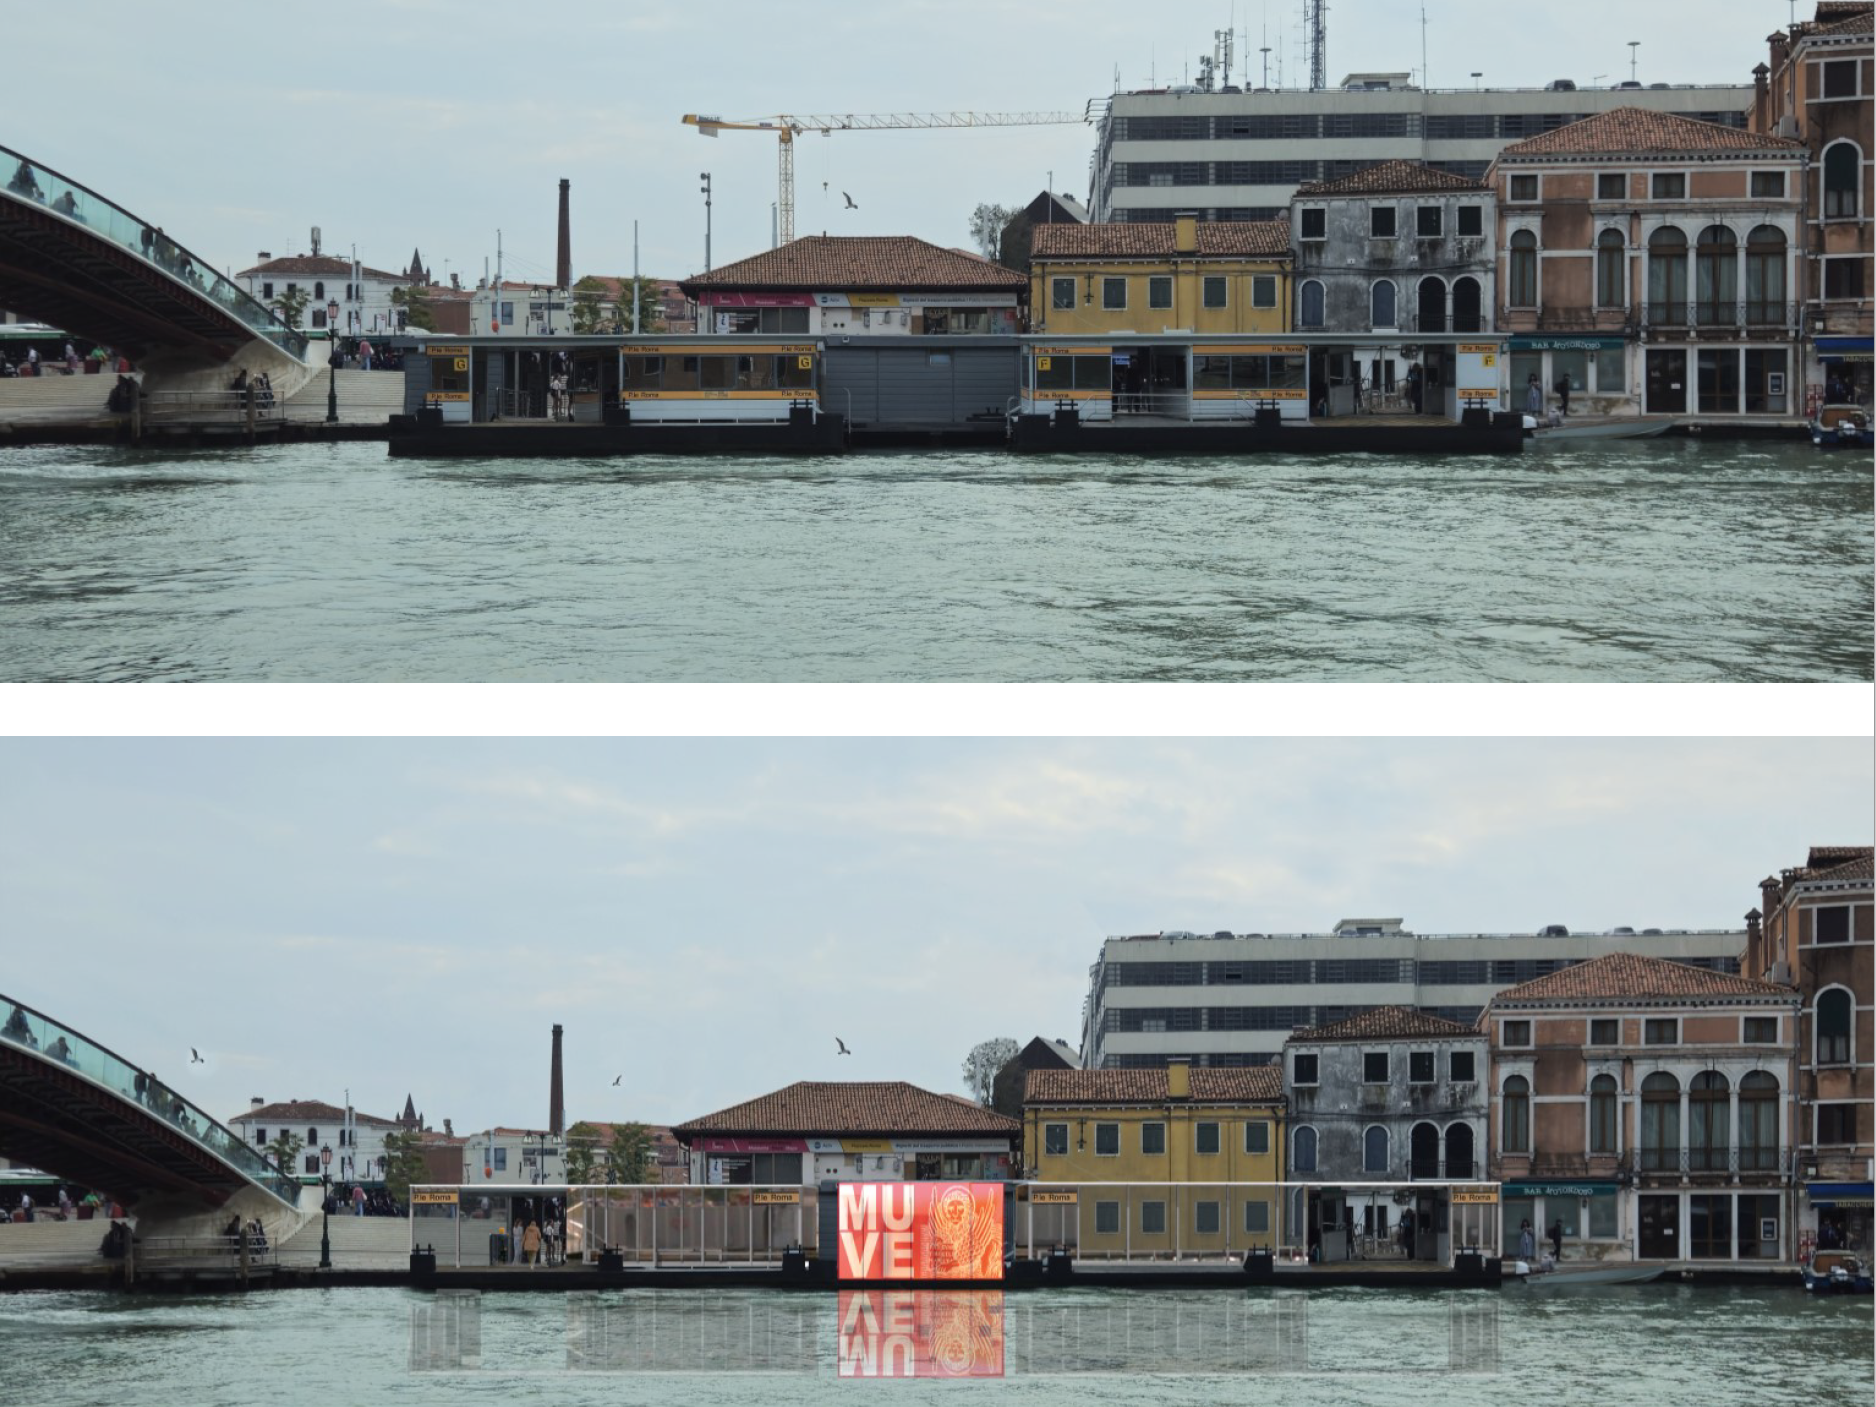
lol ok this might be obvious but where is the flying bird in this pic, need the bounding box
[836,1037,851,1056]
[843,192,857,210]
[190,1048,204,1064]
[612,1075,622,1086]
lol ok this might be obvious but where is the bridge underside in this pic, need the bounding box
[0,1043,254,1208]
[0,200,254,367]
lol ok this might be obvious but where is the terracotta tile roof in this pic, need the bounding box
[1798,3,1874,37]
[1788,845,1875,882]
[1023,1066,1282,1105]
[1029,221,1290,259]
[1288,1006,1482,1043]
[230,1099,397,1125]
[1489,952,1793,1006]
[681,236,1027,293]
[1295,160,1487,197]
[1495,107,1803,159]
[235,254,409,281]
[672,1081,1020,1137]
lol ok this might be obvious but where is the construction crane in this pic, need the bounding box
[681,109,1094,245]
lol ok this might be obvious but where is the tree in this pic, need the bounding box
[604,1123,654,1184]
[571,276,611,335]
[564,1121,603,1185]
[390,284,436,332]
[381,1128,427,1205]
[264,1129,305,1178]
[273,286,309,331]
[968,204,1018,261]
[962,1037,1019,1105]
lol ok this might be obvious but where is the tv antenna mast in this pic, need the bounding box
[1305,0,1326,91]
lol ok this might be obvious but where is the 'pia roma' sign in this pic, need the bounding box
[837,1182,1004,1281]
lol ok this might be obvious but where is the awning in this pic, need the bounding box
[1816,336,1874,363]
[1507,336,1625,351]
[1502,1181,1620,1198]
[1808,1181,1874,1207]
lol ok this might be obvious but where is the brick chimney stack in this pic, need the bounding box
[556,179,571,292]
[549,1023,565,1137]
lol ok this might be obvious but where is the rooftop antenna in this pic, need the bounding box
[1306,0,1325,91]
[1628,40,1640,84]
[1419,1,1428,90]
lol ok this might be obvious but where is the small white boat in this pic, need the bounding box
[1522,415,1674,442]
[1512,1258,1665,1286]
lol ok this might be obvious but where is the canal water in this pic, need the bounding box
[0,1284,1867,1406]
[0,439,1868,682]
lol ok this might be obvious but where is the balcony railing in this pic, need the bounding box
[1627,1145,1784,1179]
[1643,300,1800,331]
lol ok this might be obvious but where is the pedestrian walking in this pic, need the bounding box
[1548,1220,1564,1260]
[1554,371,1571,416]
[352,1184,367,1217]
[522,1220,542,1268]
[358,338,373,371]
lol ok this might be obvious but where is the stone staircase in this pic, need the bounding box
[0,369,133,427]
[276,1212,413,1269]
[0,1215,125,1268]
[279,368,406,425]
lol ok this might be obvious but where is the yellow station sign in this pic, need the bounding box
[753,1190,800,1205]
[1029,1190,1078,1204]
[412,1189,460,1205]
[1449,1187,1500,1205]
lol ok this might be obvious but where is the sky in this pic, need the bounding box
[5,0,1784,291]
[1,737,1867,1138]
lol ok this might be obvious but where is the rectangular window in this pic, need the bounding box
[1148,275,1173,309]
[304,1153,320,1174]
[1814,906,1850,944]
[1824,259,1866,300]
[1202,276,1227,309]
[1651,172,1686,200]
[1598,173,1626,200]
[1094,1122,1120,1156]
[1644,1018,1678,1046]
[492,1148,507,1171]
[1590,1018,1619,1045]
[1744,1016,1778,1043]
[1245,1121,1270,1155]
[1095,1200,1120,1234]
[1142,1201,1167,1235]
[1101,277,1127,310]
[1300,208,1326,239]
[1588,1193,1619,1238]
[261,282,274,300]
[1196,1121,1221,1155]
[1409,1051,1435,1084]
[255,1128,267,1145]
[1051,277,1075,310]
[1293,1053,1319,1085]
[1371,206,1398,238]
[1141,1121,1166,1156]
[1822,59,1858,98]
[1456,205,1483,237]
[1196,1201,1221,1235]
[1749,170,1785,198]
[1416,205,1442,237]
[1818,1104,1858,1143]
[1450,1050,1476,1082]
[1363,1051,1390,1083]
[1043,1122,1068,1157]
[1252,275,1277,307]
[1509,174,1538,202]
[1245,1200,1271,1234]
[1502,1021,1531,1048]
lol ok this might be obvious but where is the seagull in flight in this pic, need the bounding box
[190,1048,204,1065]
[612,1075,622,1086]
[836,1037,851,1056]
[843,192,857,210]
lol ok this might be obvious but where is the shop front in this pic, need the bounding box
[1507,336,1631,416]
[1501,1180,1623,1259]
[1806,1181,1872,1255]
[1814,336,1873,411]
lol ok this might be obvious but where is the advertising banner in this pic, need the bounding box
[836,1291,1005,1378]
[837,1182,1004,1281]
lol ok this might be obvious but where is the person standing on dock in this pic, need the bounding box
[1554,372,1571,417]
[1518,1220,1535,1260]
[522,1220,542,1268]
[1525,374,1543,417]
[1548,1220,1564,1261]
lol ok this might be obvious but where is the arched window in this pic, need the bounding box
[1293,1125,1318,1173]
[1824,142,1860,219]
[1689,1071,1730,1171]
[1818,988,1853,1064]
[1363,1125,1390,1173]
[1451,276,1482,332]
[314,280,325,301]
[1299,280,1325,328]
[1739,1071,1779,1171]
[1695,225,1737,325]
[1410,1121,1440,1179]
[1502,1075,1530,1154]
[1648,226,1689,325]
[1590,1073,1619,1154]
[1596,229,1626,308]
[1508,231,1538,308]
[1371,280,1397,328]
[1641,1071,1680,1172]
[1745,225,1787,324]
[1445,1122,1475,1179]
[1417,276,1446,332]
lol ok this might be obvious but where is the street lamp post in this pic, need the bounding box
[700,172,713,273]
[325,299,341,423]
[319,1143,333,1269]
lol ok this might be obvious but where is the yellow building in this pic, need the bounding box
[1028,216,1292,337]
[1020,1062,1285,1258]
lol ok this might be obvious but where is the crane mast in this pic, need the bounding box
[682,109,1090,245]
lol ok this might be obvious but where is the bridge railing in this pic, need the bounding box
[0,993,300,1205]
[2,145,308,360]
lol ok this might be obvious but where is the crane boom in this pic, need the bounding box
[682,108,1089,245]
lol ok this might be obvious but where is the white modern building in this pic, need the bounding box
[1081,918,1748,1070]
[228,1097,404,1181]
[458,1127,568,1185]
[237,250,423,337]
[1093,76,1757,224]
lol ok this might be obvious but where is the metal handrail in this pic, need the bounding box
[0,991,300,1205]
[1,143,308,359]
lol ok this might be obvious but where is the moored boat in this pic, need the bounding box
[1522,415,1674,442]
[1800,1251,1874,1294]
[1512,1258,1665,1287]
[1808,404,1873,449]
